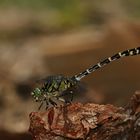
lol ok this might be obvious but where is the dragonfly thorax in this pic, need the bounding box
[43,75,77,94]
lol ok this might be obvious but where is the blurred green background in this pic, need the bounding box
[0,0,140,139]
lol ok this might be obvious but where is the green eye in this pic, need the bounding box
[33,88,41,97]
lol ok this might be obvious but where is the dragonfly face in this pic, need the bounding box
[31,87,43,102]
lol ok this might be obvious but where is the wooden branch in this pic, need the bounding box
[29,92,140,140]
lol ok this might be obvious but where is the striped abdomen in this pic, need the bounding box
[74,47,140,81]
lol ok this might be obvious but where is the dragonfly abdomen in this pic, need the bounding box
[74,47,140,81]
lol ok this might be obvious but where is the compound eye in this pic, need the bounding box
[34,88,41,96]
[31,88,42,102]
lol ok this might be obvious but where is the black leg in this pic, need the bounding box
[70,91,73,102]
[57,97,65,103]
[58,90,74,104]
[38,102,43,110]
[45,100,49,110]
[49,98,57,106]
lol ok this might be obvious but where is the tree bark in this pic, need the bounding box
[29,92,140,140]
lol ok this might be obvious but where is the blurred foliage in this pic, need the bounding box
[123,0,140,18]
[0,0,140,39]
[0,0,140,20]
[0,0,106,29]
[0,0,83,10]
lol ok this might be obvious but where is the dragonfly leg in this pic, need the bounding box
[45,100,49,110]
[38,102,43,110]
[69,91,73,102]
[58,97,65,103]
[64,91,73,104]
[49,98,57,106]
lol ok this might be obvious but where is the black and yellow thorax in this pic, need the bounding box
[42,75,77,94]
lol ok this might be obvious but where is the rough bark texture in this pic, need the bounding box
[29,92,140,140]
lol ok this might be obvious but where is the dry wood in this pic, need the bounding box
[29,92,140,140]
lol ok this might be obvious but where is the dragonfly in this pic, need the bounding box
[31,47,140,110]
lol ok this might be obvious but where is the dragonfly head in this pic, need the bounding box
[31,87,43,102]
